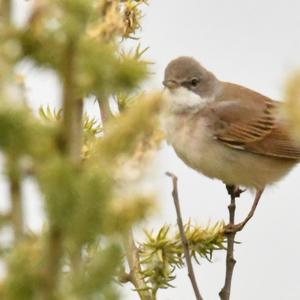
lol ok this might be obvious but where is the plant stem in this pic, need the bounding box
[166,172,204,300]
[219,186,237,300]
[62,40,83,164]
[98,96,112,126]
[3,0,23,243]
[124,231,153,300]
[44,226,63,300]
[45,38,83,299]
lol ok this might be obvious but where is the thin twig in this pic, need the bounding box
[166,172,204,300]
[123,231,153,300]
[219,186,237,300]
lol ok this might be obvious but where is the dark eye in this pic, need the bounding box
[190,78,199,87]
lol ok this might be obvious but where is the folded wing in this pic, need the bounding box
[209,85,300,160]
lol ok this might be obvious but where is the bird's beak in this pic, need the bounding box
[162,80,179,90]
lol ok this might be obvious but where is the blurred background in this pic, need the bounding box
[4,0,300,299]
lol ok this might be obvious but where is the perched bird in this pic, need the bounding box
[162,56,300,231]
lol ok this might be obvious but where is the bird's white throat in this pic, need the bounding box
[163,87,212,113]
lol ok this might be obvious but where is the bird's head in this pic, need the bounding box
[163,57,218,112]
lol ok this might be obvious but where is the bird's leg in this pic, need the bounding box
[225,188,264,233]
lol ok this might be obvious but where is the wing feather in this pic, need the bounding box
[208,83,300,160]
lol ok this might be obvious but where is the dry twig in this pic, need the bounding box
[166,172,204,300]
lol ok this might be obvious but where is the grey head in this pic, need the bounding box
[163,56,218,98]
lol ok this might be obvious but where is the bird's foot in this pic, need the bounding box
[226,185,246,198]
[224,222,244,234]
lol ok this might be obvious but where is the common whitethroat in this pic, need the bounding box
[162,56,300,231]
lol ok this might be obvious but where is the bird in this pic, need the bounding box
[162,56,300,232]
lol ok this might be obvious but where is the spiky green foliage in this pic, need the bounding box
[39,105,102,143]
[139,223,225,296]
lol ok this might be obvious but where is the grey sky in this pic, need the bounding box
[7,1,300,300]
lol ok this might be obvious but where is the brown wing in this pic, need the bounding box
[244,125,300,159]
[209,83,300,159]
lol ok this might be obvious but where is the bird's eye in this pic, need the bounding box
[190,78,199,87]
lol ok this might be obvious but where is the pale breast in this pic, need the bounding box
[163,112,216,172]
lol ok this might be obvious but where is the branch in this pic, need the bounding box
[44,226,63,300]
[7,157,24,243]
[123,231,153,300]
[166,172,204,300]
[45,38,83,299]
[3,0,21,246]
[98,96,112,126]
[219,186,238,300]
[61,40,83,165]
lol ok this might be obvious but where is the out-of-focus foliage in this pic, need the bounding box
[139,222,225,296]
[0,0,160,299]
[16,1,148,96]
[283,72,300,143]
